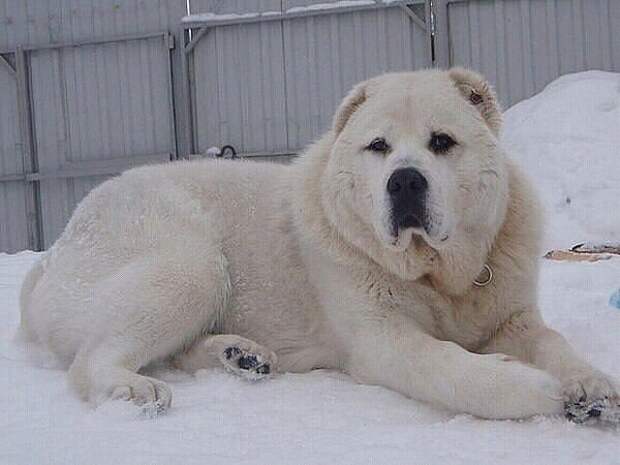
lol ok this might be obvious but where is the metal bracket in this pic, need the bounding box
[166,33,175,50]
[184,26,210,54]
[0,53,16,77]
[397,3,427,30]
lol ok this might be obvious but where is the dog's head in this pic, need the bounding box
[319,68,509,291]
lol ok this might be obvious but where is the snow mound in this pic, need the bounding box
[502,71,620,250]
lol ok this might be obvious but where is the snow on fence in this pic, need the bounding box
[0,0,618,253]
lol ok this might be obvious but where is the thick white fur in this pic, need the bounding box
[20,69,617,419]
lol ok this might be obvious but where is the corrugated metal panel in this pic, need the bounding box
[189,0,288,155]
[282,0,430,149]
[30,35,175,246]
[188,0,430,154]
[0,59,29,252]
[0,0,185,50]
[443,0,620,108]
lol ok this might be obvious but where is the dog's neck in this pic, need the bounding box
[429,160,542,297]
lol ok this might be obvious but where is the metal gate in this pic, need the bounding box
[0,1,185,252]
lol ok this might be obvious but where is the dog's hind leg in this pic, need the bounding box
[68,243,231,411]
[174,334,278,381]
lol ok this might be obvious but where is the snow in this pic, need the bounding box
[1,72,620,464]
[502,71,620,251]
[182,1,392,22]
[205,146,221,157]
[182,12,263,23]
[286,1,376,14]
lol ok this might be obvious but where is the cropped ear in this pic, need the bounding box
[333,81,368,135]
[449,67,502,136]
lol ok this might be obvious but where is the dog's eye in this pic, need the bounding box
[366,138,391,154]
[428,132,457,154]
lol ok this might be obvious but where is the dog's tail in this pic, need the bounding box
[16,256,45,343]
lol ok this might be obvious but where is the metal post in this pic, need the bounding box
[178,28,195,158]
[432,0,451,68]
[15,47,43,251]
[164,33,178,161]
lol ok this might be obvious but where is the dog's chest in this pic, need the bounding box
[434,289,502,350]
[373,278,500,351]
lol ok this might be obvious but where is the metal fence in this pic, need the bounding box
[0,0,619,252]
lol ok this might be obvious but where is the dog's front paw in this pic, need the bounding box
[562,371,618,403]
[100,374,172,417]
[562,371,619,423]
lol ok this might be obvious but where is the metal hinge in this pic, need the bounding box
[0,53,16,77]
[166,33,175,50]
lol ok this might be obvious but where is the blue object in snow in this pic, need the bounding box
[610,289,620,309]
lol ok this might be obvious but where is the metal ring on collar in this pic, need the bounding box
[473,264,493,287]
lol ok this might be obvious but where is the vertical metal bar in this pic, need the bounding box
[432,0,451,68]
[425,0,435,65]
[164,33,178,161]
[171,28,188,159]
[15,47,43,251]
[189,53,197,154]
[179,28,195,157]
[187,28,201,156]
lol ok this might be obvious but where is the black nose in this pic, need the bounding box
[387,168,428,195]
[387,168,428,231]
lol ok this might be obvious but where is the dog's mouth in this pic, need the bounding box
[386,213,450,251]
[392,212,423,232]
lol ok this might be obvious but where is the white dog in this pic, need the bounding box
[19,68,618,420]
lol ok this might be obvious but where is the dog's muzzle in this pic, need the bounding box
[387,167,428,235]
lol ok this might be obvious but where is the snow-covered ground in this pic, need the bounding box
[1,72,619,465]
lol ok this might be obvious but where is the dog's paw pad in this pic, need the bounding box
[237,354,259,370]
[224,346,242,360]
[221,346,273,381]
